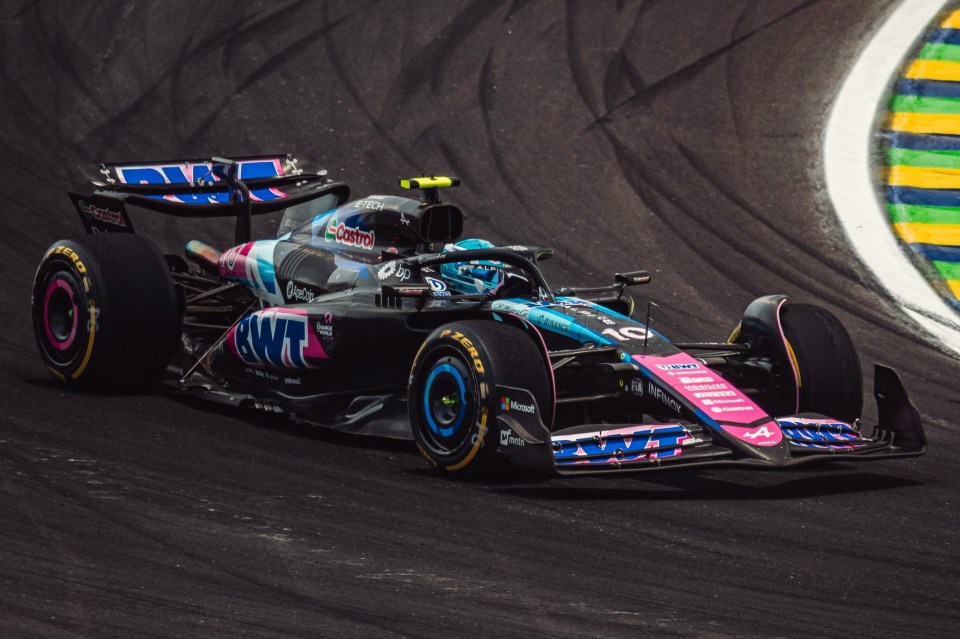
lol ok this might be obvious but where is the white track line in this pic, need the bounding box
[824,0,960,358]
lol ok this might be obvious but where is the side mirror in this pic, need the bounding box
[614,271,651,286]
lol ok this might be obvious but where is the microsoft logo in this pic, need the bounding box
[501,395,535,414]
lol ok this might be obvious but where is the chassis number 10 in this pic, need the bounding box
[602,326,650,342]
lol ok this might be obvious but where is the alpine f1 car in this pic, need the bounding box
[32,155,927,476]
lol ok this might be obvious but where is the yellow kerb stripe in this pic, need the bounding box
[888,165,960,189]
[894,223,960,246]
[947,280,960,299]
[888,111,960,135]
[906,59,960,81]
[942,10,960,29]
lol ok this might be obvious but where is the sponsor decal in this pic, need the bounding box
[354,199,385,211]
[232,310,324,368]
[723,423,782,447]
[569,306,617,326]
[52,246,88,274]
[78,200,127,227]
[315,323,333,337]
[284,376,301,385]
[426,276,451,297]
[683,383,730,391]
[325,217,375,250]
[693,390,737,398]
[218,241,279,299]
[647,382,683,415]
[417,254,446,265]
[777,419,852,429]
[222,245,244,270]
[285,281,318,303]
[629,378,644,396]
[315,312,334,339]
[501,396,535,414]
[679,376,715,384]
[377,261,412,281]
[113,159,289,203]
[440,329,484,374]
[499,428,526,447]
[378,261,397,280]
[537,315,569,331]
[702,398,745,406]
[245,367,281,382]
[116,159,282,185]
[710,405,754,413]
[657,363,700,371]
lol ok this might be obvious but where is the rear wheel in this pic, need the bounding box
[779,303,862,422]
[408,320,551,474]
[32,235,181,389]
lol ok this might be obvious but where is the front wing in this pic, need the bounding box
[494,364,926,476]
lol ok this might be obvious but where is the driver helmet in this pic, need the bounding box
[440,238,504,295]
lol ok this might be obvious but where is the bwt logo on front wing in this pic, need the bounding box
[232,312,315,368]
[501,396,535,414]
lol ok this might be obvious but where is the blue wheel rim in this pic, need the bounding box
[423,362,467,438]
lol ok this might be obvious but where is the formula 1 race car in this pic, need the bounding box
[31,155,927,476]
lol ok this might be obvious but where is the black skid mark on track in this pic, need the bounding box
[591,0,820,128]
[388,0,509,104]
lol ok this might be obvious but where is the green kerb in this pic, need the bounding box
[887,147,960,169]
[933,260,960,280]
[919,42,960,62]
[888,203,960,224]
[891,95,960,114]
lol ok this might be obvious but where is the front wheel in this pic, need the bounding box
[408,320,552,474]
[780,303,863,422]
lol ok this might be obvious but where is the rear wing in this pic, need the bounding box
[70,154,350,244]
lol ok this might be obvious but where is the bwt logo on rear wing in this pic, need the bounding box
[68,155,317,234]
[68,155,350,242]
[104,157,291,204]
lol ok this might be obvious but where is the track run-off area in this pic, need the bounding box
[1,2,959,637]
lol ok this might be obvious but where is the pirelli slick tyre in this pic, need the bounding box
[32,235,181,389]
[780,303,863,423]
[409,320,551,474]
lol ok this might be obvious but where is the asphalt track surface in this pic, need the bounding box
[1,1,959,637]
